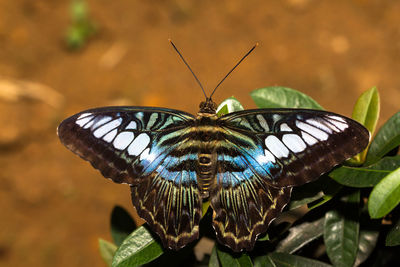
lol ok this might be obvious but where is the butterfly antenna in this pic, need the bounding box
[209,43,258,99]
[169,39,208,100]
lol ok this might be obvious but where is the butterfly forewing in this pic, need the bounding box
[57,106,202,249]
[218,109,370,187]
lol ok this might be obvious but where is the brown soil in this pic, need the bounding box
[0,1,399,266]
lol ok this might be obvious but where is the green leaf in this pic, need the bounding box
[250,87,323,109]
[209,245,220,267]
[354,227,379,266]
[267,252,332,267]
[351,87,380,163]
[112,226,163,267]
[386,217,400,246]
[329,156,400,188]
[110,206,136,246]
[253,255,276,267]
[289,175,341,210]
[324,190,360,267]
[366,111,400,165]
[368,167,400,218]
[276,217,324,254]
[217,97,244,116]
[99,239,117,267]
[257,233,269,241]
[216,247,253,267]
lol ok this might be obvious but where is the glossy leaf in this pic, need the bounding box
[112,226,163,267]
[276,217,324,254]
[217,97,244,116]
[354,228,379,266]
[216,247,253,267]
[366,111,400,165]
[99,238,117,267]
[253,255,275,267]
[209,245,220,267]
[110,206,136,246]
[368,167,400,218]
[351,87,379,163]
[324,190,360,267]
[329,156,400,188]
[386,217,400,246]
[267,253,332,267]
[250,87,323,109]
[351,87,380,136]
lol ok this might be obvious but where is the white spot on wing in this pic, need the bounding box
[103,129,118,143]
[296,121,329,141]
[76,115,94,127]
[265,135,290,158]
[128,133,150,156]
[140,147,155,161]
[91,116,112,130]
[257,149,276,164]
[83,120,95,129]
[326,116,348,131]
[77,113,92,120]
[125,121,137,130]
[301,131,318,146]
[328,115,347,124]
[113,131,134,150]
[93,118,123,138]
[256,114,269,131]
[306,118,333,133]
[280,123,293,132]
[282,134,307,153]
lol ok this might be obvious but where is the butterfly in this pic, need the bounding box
[57,42,370,252]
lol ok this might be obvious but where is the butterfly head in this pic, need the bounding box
[199,98,217,115]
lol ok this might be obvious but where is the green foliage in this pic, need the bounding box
[351,86,380,164]
[217,96,244,116]
[98,86,399,266]
[99,238,118,267]
[365,111,400,165]
[368,167,400,218]
[65,0,97,50]
[112,226,163,267]
[323,190,360,267]
[250,86,323,110]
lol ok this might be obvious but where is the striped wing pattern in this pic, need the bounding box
[58,106,369,252]
[58,107,203,249]
[209,109,369,251]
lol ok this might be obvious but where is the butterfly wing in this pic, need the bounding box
[210,109,369,251]
[211,160,291,251]
[218,108,370,187]
[58,106,202,249]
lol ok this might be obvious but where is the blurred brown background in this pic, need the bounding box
[0,0,399,266]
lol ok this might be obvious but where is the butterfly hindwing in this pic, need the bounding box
[211,148,292,251]
[218,109,370,187]
[57,106,202,249]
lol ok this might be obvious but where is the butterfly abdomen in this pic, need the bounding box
[194,115,220,198]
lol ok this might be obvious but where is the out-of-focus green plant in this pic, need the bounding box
[97,87,400,267]
[65,0,97,50]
